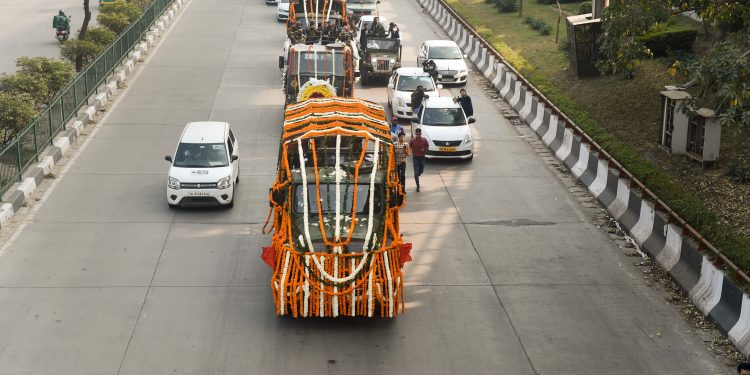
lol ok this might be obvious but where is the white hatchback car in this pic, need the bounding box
[387,67,442,119]
[165,122,240,208]
[411,96,475,160]
[417,40,469,86]
[277,0,290,21]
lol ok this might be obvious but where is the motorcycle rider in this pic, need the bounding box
[53,10,71,37]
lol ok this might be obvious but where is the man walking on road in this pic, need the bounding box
[409,128,428,192]
[393,131,410,193]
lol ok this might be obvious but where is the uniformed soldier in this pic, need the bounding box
[369,17,386,37]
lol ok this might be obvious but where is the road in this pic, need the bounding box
[0,0,732,373]
[0,0,97,73]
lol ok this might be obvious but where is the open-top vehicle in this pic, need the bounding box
[359,37,401,85]
[279,43,355,105]
[263,97,411,318]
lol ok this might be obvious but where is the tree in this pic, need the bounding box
[597,0,750,129]
[596,0,670,78]
[76,0,93,71]
[99,0,143,22]
[60,39,104,70]
[676,32,750,129]
[0,92,37,145]
[0,73,49,105]
[14,57,73,102]
[85,26,117,46]
[98,12,133,34]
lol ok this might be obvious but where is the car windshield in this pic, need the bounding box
[289,51,345,74]
[422,107,466,126]
[366,39,398,50]
[173,143,229,168]
[294,184,382,214]
[428,46,462,59]
[396,75,435,91]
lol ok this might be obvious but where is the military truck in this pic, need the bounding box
[279,43,355,105]
[359,37,401,85]
[263,98,410,318]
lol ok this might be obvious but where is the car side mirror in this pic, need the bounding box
[388,83,394,89]
[270,188,287,207]
[231,155,239,161]
[278,56,285,70]
[437,84,443,89]
[165,155,173,163]
[468,117,476,124]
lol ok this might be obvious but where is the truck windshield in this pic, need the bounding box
[289,52,345,74]
[422,107,466,126]
[294,184,382,215]
[173,143,229,168]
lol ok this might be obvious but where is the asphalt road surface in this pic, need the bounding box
[0,0,733,374]
[0,0,96,73]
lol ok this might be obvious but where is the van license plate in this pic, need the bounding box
[438,147,456,152]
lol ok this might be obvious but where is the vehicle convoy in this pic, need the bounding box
[164,122,240,208]
[263,97,411,318]
[279,43,355,105]
[347,0,378,23]
[359,37,401,85]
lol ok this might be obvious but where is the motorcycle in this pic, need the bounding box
[56,27,69,43]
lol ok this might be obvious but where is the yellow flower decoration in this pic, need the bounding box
[297,78,337,102]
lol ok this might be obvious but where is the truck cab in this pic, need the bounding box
[279,43,355,104]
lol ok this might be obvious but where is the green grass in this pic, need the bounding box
[447,0,750,278]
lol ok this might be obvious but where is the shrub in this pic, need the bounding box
[495,0,517,12]
[0,92,37,144]
[60,39,104,70]
[525,17,552,36]
[98,12,132,34]
[579,2,592,14]
[728,160,750,184]
[559,39,571,58]
[639,27,698,57]
[85,27,117,46]
[535,0,579,3]
[523,16,534,24]
[99,0,142,22]
[14,57,73,101]
[0,73,48,105]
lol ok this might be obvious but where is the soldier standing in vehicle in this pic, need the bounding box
[369,17,386,37]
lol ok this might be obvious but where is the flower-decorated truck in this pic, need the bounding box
[263,97,411,317]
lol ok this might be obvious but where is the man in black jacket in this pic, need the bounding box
[453,88,473,118]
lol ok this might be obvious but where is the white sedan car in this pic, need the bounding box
[417,40,469,86]
[387,67,441,119]
[277,0,290,21]
[411,96,475,160]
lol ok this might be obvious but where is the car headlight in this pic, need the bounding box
[396,97,405,107]
[459,68,468,75]
[389,58,396,64]
[168,176,181,190]
[463,132,473,144]
[217,175,232,190]
[371,57,377,63]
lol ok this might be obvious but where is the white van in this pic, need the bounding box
[164,122,239,208]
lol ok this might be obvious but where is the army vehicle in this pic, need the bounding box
[263,97,410,318]
[359,37,401,85]
[279,43,355,105]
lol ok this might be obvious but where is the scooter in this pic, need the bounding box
[56,27,69,43]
